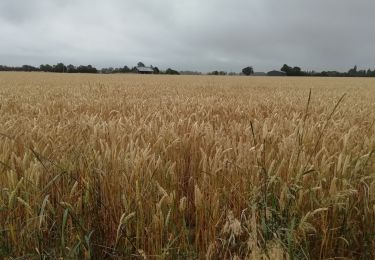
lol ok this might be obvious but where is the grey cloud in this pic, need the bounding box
[0,0,374,72]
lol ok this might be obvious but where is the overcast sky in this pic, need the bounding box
[1,0,374,72]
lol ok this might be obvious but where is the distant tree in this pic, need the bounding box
[281,64,305,76]
[153,67,160,74]
[66,64,76,73]
[40,64,53,72]
[293,66,301,73]
[101,67,114,74]
[1,63,100,73]
[242,66,254,76]
[75,65,97,73]
[21,65,38,72]
[348,65,358,76]
[281,64,291,73]
[165,68,179,75]
[121,66,131,73]
[209,70,219,75]
[76,65,85,73]
[88,65,97,73]
[137,62,145,67]
[358,69,366,77]
[292,66,304,76]
[179,70,202,75]
[53,63,66,73]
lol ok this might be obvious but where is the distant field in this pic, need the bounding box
[0,72,374,258]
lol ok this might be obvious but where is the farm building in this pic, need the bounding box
[253,72,267,76]
[267,70,286,76]
[135,66,154,74]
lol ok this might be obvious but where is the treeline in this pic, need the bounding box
[0,62,182,75]
[101,62,180,75]
[2,62,375,77]
[0,63,98,73]
[101,66,179,75]
[101,66,142,74]
[40,63,98,73]
[207,67,251,76]
[317,65,375,77]
[280,64,375,77]
[205,64,375,77]
[207,71,238,76]
[101,62,153,74]
[0,65,40,72]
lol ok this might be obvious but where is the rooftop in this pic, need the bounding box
[136,66,154,72]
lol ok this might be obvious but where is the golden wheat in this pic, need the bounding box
[0,72,374,259]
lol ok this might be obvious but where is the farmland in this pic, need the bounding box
[0,72,374,258]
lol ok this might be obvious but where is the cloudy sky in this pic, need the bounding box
[1,0,374,72]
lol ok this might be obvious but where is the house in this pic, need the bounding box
[267,70,286,76]
[135,66,154,74]
[253,72,267,76]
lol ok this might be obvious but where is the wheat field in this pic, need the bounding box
[0,72,374,259]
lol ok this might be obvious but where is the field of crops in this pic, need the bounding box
[0,72,374,259]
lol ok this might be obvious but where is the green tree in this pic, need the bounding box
[165,68,179,75]
[40,64,53,72]
[153,67,160,74]
[242,66,254,76]
[281,64,291,73]
[281,64,305,76]
[209,70,219,75]
[53,63,66,73]
[66,64,76,73]
[122,66,131,73]
[348,65,358,76]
